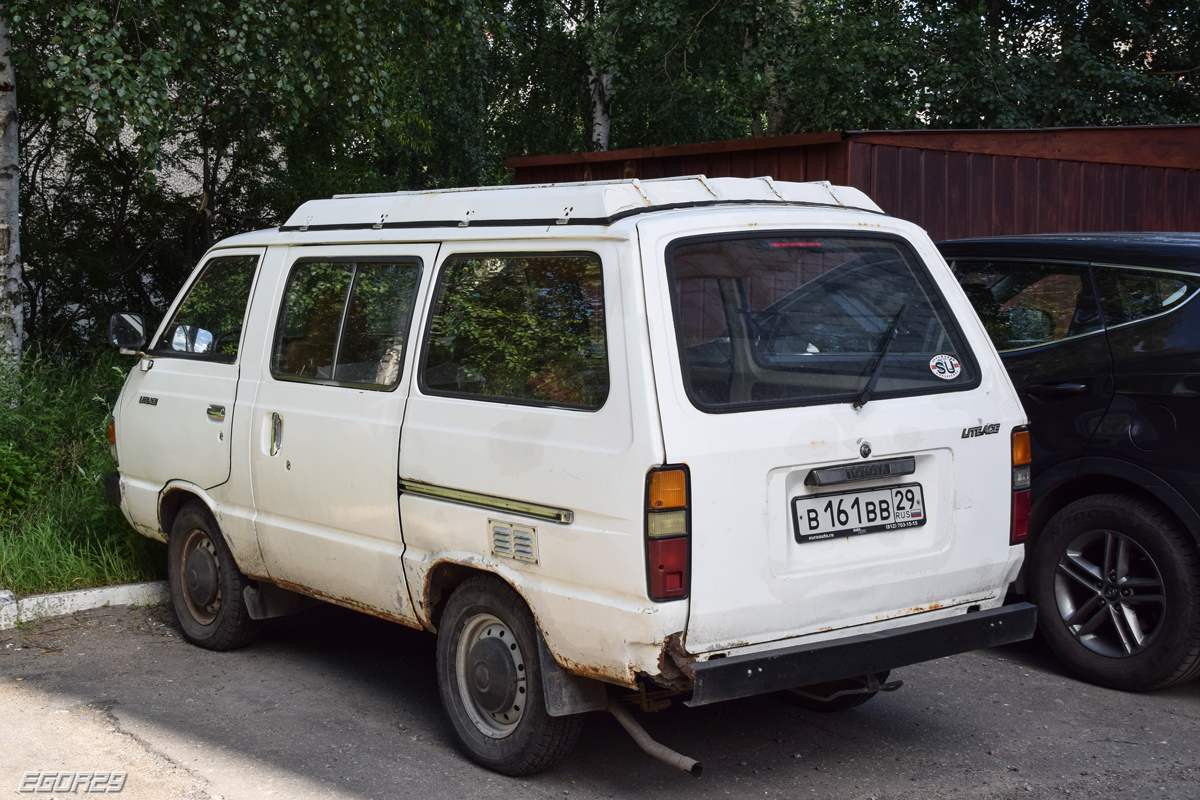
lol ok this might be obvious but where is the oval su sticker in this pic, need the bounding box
[929,354,961,380]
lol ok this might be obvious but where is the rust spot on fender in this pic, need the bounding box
[419,558,639,688]
[874,601,945,622]
[270,578,424,631]
[555,654,637,689]
[655,632,696,691]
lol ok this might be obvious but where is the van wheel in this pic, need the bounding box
[436,576,582,775]
[1031,494,1200,691]
[167,502,258,651]
[778,672,890,712]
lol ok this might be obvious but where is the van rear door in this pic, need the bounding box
[637,211,1025,654]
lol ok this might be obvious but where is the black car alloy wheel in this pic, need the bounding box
[1033,494,1200,691]
[1054,529,1164,657]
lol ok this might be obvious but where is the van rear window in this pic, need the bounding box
[667,234,977,411]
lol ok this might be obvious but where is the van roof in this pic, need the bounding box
[279,176,883,233]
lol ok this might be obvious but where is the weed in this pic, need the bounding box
[0,353,166,597]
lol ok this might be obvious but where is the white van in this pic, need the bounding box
[106,176,1035,776]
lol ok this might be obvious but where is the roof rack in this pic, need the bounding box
[280,176,883,232]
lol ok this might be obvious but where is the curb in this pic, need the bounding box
[0,581,169,631]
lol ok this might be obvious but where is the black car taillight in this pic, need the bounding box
[646,465,690,601]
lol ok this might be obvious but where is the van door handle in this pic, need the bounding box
[207,404,226,421]
[1026,382,1088,398]
[270,412,283,456]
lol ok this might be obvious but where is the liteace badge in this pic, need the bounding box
[962,422,1001,438]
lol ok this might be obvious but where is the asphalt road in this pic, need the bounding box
[2,602,1197,800]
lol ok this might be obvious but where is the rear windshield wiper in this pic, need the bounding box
[852,304,906,410]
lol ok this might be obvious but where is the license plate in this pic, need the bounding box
[792,483,926,543]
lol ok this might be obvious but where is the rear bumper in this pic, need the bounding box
[685,602,1036,706]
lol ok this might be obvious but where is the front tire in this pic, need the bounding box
[1031,494,1200,691]
[167,502,258,651]
[436,576,582,775]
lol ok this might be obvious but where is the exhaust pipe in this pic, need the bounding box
[608,700,703,777]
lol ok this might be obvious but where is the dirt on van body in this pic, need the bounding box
[1,602,1197,800]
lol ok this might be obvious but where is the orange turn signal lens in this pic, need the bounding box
[1012,429,1031,467]
[649,469,687,510]
[107,419,116,445]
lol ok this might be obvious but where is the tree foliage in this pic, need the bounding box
[1,0,1196,356]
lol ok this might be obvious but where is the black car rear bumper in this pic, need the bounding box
[685,602,1036,706]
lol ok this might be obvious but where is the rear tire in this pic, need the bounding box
[1030,494,1200,691]
[436,576,582,775]
[779,672,890,712]
[167,502,258,651]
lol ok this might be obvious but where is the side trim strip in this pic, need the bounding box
[398,480,575,524]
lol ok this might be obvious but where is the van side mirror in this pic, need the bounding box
[109,313,147,350]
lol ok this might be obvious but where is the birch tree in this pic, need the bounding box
[0,15,20,364]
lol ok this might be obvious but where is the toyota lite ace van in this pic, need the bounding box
[106,176,1036,775]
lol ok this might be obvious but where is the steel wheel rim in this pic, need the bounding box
[1053,529,1165,658]
[455,613,527,739]
[179,527,221,625]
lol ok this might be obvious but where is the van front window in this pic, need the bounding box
[667,234,977,411]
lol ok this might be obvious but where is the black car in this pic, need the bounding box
[937,233,1200,692]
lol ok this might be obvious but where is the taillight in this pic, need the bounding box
[1011,428,1031,544]
[646,465,690,601]
[107,415,119,467]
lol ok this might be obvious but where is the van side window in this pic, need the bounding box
[1094,267,1200,327]
[422,254,609,409]
[272,260,421,389]
[153,255,258,361]
[951,261,1102,351]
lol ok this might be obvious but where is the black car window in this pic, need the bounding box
[949,261,1102,351]
[1093,267,1200,327]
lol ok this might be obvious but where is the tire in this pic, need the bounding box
[778,672,890,712]
[167,502,258,651]
[436,576,583,775]
[1030,494,1200,691]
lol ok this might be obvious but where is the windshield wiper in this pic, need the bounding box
[852,304,906,410]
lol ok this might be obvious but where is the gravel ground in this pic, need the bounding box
[1,602,1197,799]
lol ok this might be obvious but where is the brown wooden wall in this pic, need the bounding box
[512,140,850,186]
[846,141,1200,241]
[509,127,1200,241]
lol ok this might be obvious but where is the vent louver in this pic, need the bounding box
[490,520,538,564]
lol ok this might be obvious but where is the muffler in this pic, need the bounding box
[608,700,702,777]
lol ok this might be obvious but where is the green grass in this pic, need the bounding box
[0,353,166,597]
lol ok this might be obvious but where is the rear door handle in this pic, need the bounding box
[1026,382,1088,397]
[207,404,226,421]
[270,412,283,456]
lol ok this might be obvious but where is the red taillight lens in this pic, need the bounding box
[1011,489,1031,544]
[648,537,688,599]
